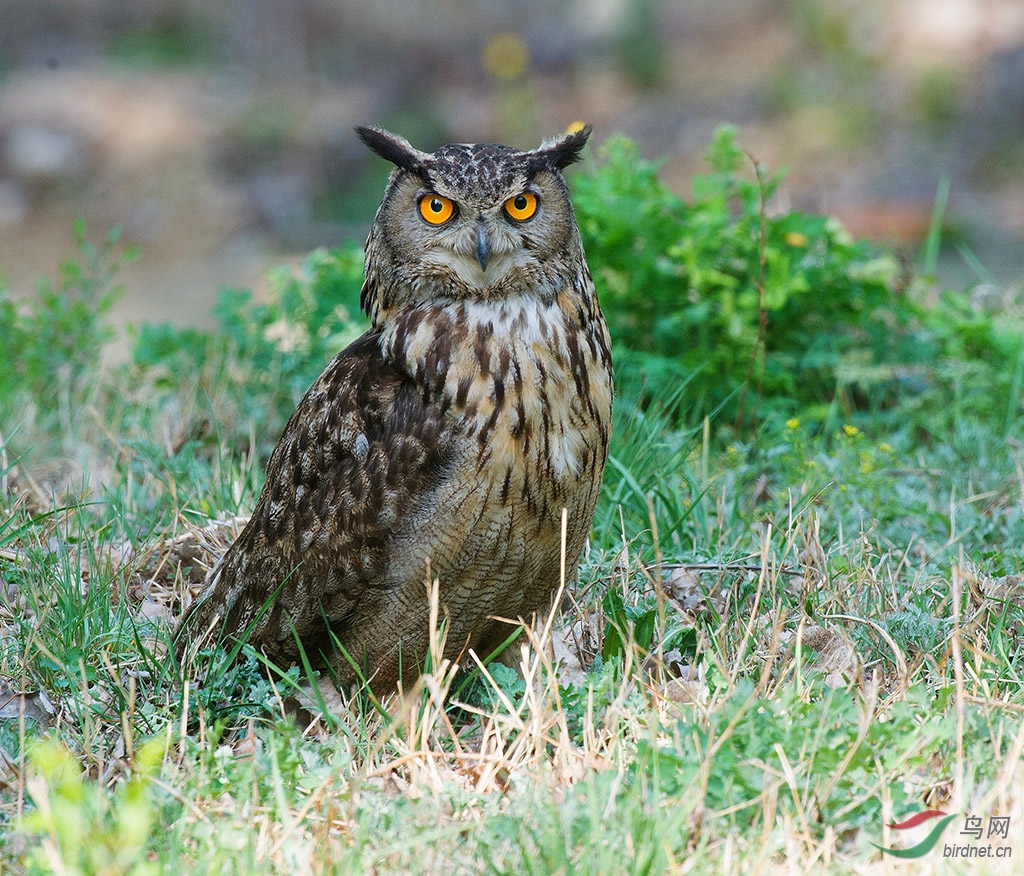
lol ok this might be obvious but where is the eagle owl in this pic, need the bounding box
[176,125,613,694]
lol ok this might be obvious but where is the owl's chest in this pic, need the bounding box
[463,344,600,489]
[384,294,613,495]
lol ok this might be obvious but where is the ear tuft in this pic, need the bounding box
[527,124,593,175]
[356,126,430,177]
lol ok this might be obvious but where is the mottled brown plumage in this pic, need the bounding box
[175,125,613,693]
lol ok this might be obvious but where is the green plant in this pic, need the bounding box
[0,222,134,426]
[574,127,926,427]
[20,738,169,876]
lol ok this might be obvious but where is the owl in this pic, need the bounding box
[175,125,613,694]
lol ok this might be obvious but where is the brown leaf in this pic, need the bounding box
[0,678,56,724]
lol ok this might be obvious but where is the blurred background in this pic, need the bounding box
[1,0,1022,332]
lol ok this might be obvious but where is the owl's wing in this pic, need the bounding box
[174,328,451,666]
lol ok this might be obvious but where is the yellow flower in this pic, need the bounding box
[785,231,808,247]
[482,33,529,79]
[842,424,859,437]
[786,417,800,430]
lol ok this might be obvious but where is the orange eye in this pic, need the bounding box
[418,195,455,225]
[504,192,538,222]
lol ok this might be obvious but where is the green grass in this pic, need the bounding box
[2,133,1023,874]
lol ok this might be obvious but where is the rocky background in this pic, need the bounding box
[1,0,1022,335]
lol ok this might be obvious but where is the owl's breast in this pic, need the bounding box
[381,288,612,502]
[374,286,612,634]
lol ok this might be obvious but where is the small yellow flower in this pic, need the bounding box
[878,442,893,453]
[785,231,808,247]
[786,417,800,430]
[482,33,530,79]
[842,424,859,437]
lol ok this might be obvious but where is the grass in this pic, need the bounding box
[2,135,1024,873]
[3,400,1022,873]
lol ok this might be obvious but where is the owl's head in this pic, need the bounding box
[356,125,592,323]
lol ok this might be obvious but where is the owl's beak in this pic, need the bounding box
[475,223,492,272]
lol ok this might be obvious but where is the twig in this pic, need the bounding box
[659,562,805,577]
[735,148,770,436]
[959,695,1024,715]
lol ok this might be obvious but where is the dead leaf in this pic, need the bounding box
[664,567,725,615]
[133,598,175,625]
[781,623,859,688]
[232,725,258,760]
[0,678,56,725]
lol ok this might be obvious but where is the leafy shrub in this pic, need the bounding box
[573,127,931,425]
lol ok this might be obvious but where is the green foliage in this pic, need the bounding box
[637,679,954,836]
[461,662,527,714]
[0,222,134,425]
[574,127,930,425]
[601,587,657,662]
[20,738,168,876]
[188,649,303,724]
[876,603,949,657]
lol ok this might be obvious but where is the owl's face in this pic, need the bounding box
[357,126,592,322]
